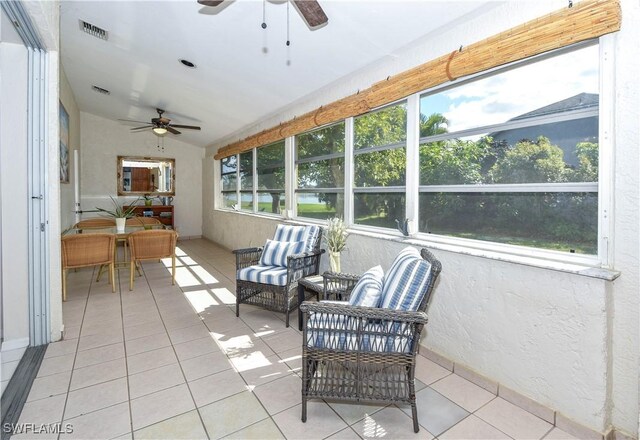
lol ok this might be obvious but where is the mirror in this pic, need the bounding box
[117,156,175,196]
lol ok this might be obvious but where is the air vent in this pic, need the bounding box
[79,20,108,40]
[91,85,110,95]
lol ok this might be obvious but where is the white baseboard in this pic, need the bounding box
[1,337,30,352]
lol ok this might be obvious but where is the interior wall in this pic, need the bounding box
[0,9,31,390]
[59,66,80,231]
[608,0,640,434]
[80,112,204,238]
[202,1,640,436]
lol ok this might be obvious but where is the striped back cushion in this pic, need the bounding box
[259,239,305,267]
[348,265,384,308]
[380,247,433,311]
[273,225,320,252]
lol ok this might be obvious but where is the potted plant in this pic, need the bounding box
[143,194,154,206]
[97,196,139,231]
[324,216,348,273]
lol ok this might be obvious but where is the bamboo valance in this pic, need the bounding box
[214,0,620,160]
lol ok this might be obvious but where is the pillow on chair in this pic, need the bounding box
[259,239,306,267]
[273,225,320,252]
[348,265,384,307]
[380,247,433,311]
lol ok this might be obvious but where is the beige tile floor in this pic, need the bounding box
[18,239,579,440]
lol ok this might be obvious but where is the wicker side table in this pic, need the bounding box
[297,271,361,330]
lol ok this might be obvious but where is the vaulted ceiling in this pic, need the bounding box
[60,1,495,148]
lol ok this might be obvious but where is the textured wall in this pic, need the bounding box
[59,67,80,231]
[609,0,640,434]
[202,1,640,435]
[80,112,204,237]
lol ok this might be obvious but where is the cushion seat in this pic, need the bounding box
[237,265,288,286]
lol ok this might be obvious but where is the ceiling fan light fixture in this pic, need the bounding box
[153,127,168,136]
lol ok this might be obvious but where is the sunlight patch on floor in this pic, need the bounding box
[362,415,388,438]
[229,350,272,372]
[178,256,198,266]
[211,287,236,305]
[174,266,201,287]
[189,265,219,284]
[184,290,219,312]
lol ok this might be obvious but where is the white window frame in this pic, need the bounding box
[214,37,612,267]
[293,121,347,223]
[256,140,286,217]
[351,100,408,232]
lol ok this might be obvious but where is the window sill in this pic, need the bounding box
[213,208,620,281]
[348,227,620,281]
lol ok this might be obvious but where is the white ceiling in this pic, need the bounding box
[60,0,493,148]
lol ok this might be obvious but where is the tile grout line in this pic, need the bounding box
[140,259,213,439]
[55,267,95,440]
[115,264,138,440]
[180,241,289,439]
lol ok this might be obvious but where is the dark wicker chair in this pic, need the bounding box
[234,225,324,327]
[300,248,442,433]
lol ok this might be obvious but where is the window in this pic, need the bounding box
[239,151,253,211]
[418,44,599,254]
[295,122,345,220]
[218,42,605,261]
[257,141,285,215]
[353,102,407,228]
[220,155,237,209]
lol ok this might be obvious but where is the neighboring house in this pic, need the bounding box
[490,93,598,166]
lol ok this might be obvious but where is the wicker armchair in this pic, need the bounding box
[61,233,116,301]
[128,229,178,290]
[234,224,324,327]
[300,248,442,433]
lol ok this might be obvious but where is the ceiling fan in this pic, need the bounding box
[198,0,328,30]
[119,109,201,136]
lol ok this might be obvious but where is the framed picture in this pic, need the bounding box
[59,102,70,183]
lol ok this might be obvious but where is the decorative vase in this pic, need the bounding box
[115,217,126,232]
[329,250,341,273]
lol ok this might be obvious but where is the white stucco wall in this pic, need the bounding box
[80,112,204,238]
[59,67,80,231]
[202,1,640,436]
[608,0,640,434]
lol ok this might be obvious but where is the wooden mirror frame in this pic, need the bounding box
[117,156,176,196]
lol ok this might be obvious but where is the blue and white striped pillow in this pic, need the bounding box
[380,247,432,311]
[348,265,384,308]
[259,239,305,267]
[273,225,320,252]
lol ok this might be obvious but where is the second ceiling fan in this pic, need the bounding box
[198,0,328,30]
[119,108,201,136]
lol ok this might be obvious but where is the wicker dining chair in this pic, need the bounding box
[234,224,324,327]
[74,218,116,229]
[126,216,162,226]
[122,216,163,261]
[127,229,178,290]
[61,233,116,301]
[300,248,442,433]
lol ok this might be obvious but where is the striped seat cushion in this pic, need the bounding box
[259,239,305,267]
[237,265,288,286]
[380,246,433,312]
[348,265,384,307]
[273,225,320,253]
